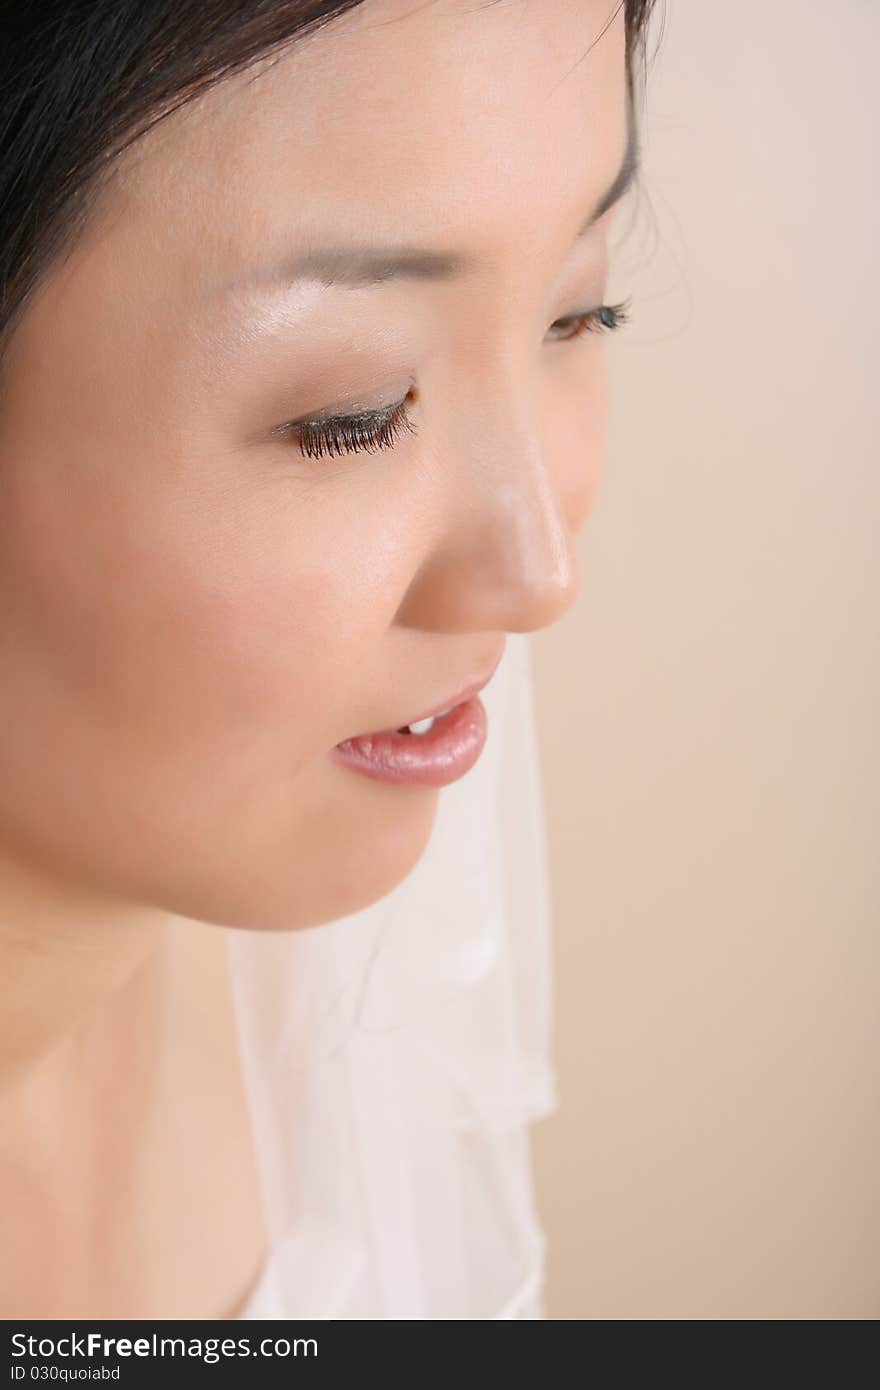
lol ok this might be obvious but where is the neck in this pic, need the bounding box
[0,843,166,1108]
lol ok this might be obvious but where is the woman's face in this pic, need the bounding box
[0,0,629,931]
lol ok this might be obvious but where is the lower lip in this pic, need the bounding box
[327,695,488,788]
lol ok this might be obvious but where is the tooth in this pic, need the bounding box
[408,716,436,734]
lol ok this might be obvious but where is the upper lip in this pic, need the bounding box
[379,642,506,734]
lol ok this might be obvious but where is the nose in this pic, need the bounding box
[395,366,590,636]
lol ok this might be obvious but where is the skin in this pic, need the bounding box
[0,0,628,1317]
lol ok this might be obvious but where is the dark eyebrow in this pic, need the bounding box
[220,109,638,298]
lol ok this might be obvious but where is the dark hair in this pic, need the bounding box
[0,0,658,393]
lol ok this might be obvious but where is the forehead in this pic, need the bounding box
[104,0,627,298]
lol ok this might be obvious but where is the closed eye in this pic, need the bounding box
[275,296,632,461]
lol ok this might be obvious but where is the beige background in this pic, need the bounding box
[530,0,878,1319]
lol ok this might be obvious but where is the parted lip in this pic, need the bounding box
[397,651,505,730]
[355,642,507,739]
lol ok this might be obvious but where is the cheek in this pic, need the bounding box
[4,451,397,754]
[0,435,419,892]
[0,443,431,928]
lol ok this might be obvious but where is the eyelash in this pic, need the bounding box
[285,296,632,461]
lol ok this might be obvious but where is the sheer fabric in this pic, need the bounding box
[224,631,557,1319]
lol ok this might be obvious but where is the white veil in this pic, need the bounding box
[223,630,557,1319]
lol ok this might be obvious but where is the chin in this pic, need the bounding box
[190,787,441,934]
[298,786,442,930]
